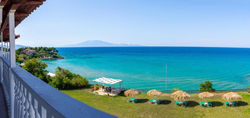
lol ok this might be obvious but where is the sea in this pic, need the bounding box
[43,47,250,91]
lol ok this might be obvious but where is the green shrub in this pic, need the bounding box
[71,75,89,89]
[22,58,51,83]
[200,81,215,92]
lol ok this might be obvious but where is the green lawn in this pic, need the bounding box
[62,89,250,118]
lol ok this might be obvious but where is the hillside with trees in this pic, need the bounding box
[22,58,89,89]
[18,47,89,90]
[16,47,64,63]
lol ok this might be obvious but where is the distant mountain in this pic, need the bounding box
[1,44,26,49]
[67,40,140,47]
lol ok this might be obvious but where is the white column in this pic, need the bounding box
[5,42,7,59]
[0,33,3,57]
[0,35,3,83]
[0,6,3,57]
[9,10,16,67]
[9,10,16,118]
[0,6,3,23]
[0,6,3,83]
[3,42,5,58]
[7,42,9,60]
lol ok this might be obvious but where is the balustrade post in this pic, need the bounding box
[3,42,5,58]
[9,10,16,118]
[5,42,7,62]
[0,32,3,83]
[7,42,9,60]
[0,6,3,83]
[0,5,3,57]
[1,33,3,57]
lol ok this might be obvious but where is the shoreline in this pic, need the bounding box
[40,56,65,60]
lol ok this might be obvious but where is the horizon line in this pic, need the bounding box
[17,45,250,49]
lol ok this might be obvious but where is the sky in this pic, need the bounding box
[15,0,250,47]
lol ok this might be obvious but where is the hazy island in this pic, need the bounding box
[16,47,64,63]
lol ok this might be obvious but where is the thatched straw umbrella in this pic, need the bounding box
[147,89,162,97]
[171,90,190,101]
[124,89,141,97]
[222,92,242,102]
[198,92,214,99]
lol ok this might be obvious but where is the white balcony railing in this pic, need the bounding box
[0,57,116,118]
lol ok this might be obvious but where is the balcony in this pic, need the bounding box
[0,1,116,117]
[0,55,117,118]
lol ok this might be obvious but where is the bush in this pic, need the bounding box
[49,67,89,89]
[200,81,215,92]
[71,75,89,89]
[22,58,51,83]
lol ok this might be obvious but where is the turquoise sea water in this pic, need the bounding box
[43,47,250,91]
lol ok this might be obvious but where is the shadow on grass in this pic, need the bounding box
[160,100,171,105]
[186,101,199,107]
[211,101,223,107]
[117,92,126,97]
[237,101,248,106]
[136,99,149,103]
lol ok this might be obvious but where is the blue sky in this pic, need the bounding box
[16,0,250,47]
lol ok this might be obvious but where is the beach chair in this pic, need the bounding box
[150,99,157,104]
[200,101,205,107]
[133,99,140,103]
[175,101,182,106]
[128,98,135,102]
[150,99,162,105]
[207,102,213,107]
[183,101,188,106]
[156,100,162,105]
[232,101,237,106]
[225,101,230,107]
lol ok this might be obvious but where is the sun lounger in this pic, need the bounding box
[183,101,188,106]
[150,99,157,104]
[128,98,135,102]
[200,101,205,106]
[175,101,182,106]
[128,98,140,103]
[200,101,212,107]
[225,101,238,107]
[225,101,230,106]
[232,101,238,106]
[207,102,213,107]
[150,99,162,105]
[133,99,140,103]
[156,100,162,104]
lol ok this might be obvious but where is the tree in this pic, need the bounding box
[22,58,51,83]
[71,75,89,88]
[16,54,25,63]
[200,81,215,92]
[16,47,62,63]
[49,67,89,89]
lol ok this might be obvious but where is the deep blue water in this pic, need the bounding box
[43,47,250,91]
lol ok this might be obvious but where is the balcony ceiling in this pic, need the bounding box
[0,0,46,42]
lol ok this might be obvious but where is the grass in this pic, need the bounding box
[62,89,250,118]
